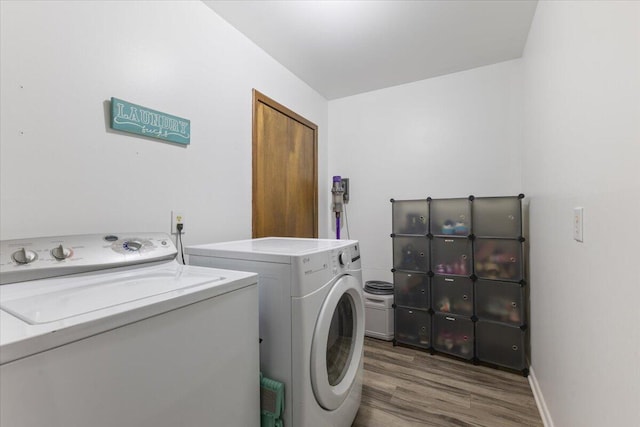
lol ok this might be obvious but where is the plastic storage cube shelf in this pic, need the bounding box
[432,276,473,317]
[433,313,474,359]
[432,237,472,276]
[475,279,525,325]
[390,195,528,374]
[393,272,429,309]
[392,199,429,235]
[474,238,523,281]
[392,236,429,272]
[430,198,471,237]
[395,307,431,348]
[476,320,526,370]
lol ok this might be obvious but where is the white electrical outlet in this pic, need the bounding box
[171,211,185,234]
[573,207,583,242]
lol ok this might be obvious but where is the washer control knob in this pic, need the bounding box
[338,251,349,266]
[51,244,72,260]
[12,248,38,264]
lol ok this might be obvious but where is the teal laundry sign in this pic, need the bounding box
[110,97,190,145]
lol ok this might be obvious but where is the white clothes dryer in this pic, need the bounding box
[186,238,365,427]
[0,233,260,427]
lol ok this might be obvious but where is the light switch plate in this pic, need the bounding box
[573,207,583,242]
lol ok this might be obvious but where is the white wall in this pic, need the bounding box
[0,0,329,242]
[522,1,640,426]
[328,60,523,283]
[4,2,639,425]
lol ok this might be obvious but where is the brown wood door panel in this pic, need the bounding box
[253,90,318,238]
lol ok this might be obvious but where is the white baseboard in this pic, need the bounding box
[528,366,554,427]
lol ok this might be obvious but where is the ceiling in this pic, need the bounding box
[203,1,538,100]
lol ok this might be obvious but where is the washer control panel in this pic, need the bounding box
[331,242,361,274]
[0,233,177,285]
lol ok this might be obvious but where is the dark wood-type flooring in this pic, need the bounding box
[352,337,543,427]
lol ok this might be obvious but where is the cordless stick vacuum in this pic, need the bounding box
[332,176,345,239]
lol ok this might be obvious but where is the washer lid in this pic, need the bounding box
[0,261,258,364]
[1,265,225,325]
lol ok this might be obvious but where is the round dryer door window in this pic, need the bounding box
[311,274,364,411]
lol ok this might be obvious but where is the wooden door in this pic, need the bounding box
[252,90,318,238]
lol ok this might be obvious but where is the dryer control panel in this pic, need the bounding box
[331,243,361,274]
[0,233,177,285]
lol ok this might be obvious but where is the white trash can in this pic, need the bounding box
[364,281,394,341]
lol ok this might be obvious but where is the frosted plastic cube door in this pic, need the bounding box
[475,279,525,325]
[392,236,429,272]
[472,197,522,238]
[393,272,429,309]
[392,200,429,235]
[430,198,471,237]
[432,237,472,276]
[433,313,474,359]
[432,276,473,316]
[476,321,526,370]
[474,239,523,281]
[395,308,431,348]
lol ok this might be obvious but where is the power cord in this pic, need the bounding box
[344,202,351,240]
[176,223,186,264]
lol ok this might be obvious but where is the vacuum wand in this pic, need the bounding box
[331,176,345,239]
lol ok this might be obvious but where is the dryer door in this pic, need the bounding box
[310,274,364,410]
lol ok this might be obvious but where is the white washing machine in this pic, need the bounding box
[186,238,365,427]
[0,233,260,427]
